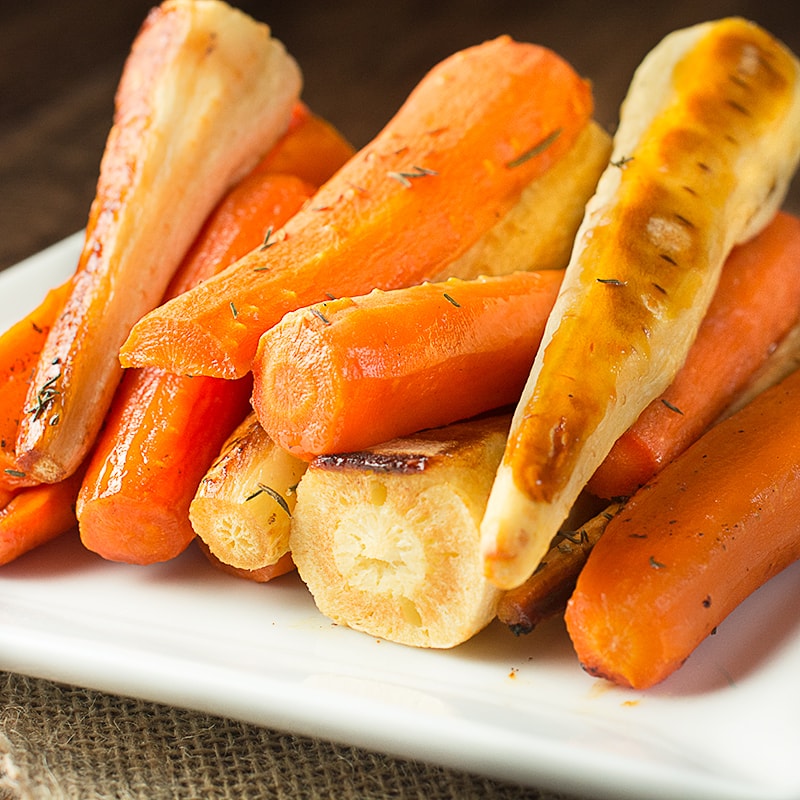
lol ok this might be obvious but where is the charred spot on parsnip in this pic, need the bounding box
[481,17,800,591]
[289,415,511,648]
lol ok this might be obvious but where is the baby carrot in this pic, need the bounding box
[565,365,800,689]
[252,102,355,187]
[0,465,87,566]
[119,36,596,379]
[589,211,800,499]
[15,0,301,484]
[0,279,71,493]
[252,270,563,459]
[77,172,317,565]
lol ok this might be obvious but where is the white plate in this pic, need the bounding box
[2,234,800,800]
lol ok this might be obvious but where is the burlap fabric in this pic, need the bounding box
[0,672,582,800]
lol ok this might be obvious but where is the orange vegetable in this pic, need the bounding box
[119,36,595,380]
[197,539,296,583]
[77,172,316,564]
[0,279,72,493]
[589,211,800,500]
[565,365,800,689]
[0,466,87,566]
[14,0,301,484]
[253,102,355,187]
[253,270,563,459]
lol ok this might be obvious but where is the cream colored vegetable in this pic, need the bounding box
[481,17,800,589]
[15,0,301,483]
[190,413,307,571]
[290,414,510,649]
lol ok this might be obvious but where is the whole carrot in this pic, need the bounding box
[589,211,800,499]
[15,0,301,484]
[252,270,563,459]
[565,365,800,689]
[77,171,319,565]
[119,36,597,380]
[0,279,71,493]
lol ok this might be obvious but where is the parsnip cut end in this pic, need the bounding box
[190,413,307,570]
[290,415,510,648]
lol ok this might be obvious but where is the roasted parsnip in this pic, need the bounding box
[290,414,510,649]
[496,500,623,635]
[481,18,800,589]
[15,0,301,483]
[189,413,307,571]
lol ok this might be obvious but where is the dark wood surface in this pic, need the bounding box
[3,0,800,272]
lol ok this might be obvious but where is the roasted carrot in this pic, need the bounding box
[252,269,563,459]
[119,35,597,380]
[15,0,302,484]
[77,172,317,565]
[565,364,800,689]
[481,19,800,590]
[0,465,87,566]
[0,279,71,493]
[196,539,296,583]
[589,211,800,500]
[252,102,355,187]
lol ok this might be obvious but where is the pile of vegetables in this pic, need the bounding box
[3,0,800,690]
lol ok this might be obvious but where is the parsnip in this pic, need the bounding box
[481,17,800,590]
[190,412,307,571]
[290,414,510,649]
[15,0,301,483]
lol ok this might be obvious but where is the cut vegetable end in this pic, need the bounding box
[79,496,195,565]
[119,320,240,380]
[190,498,290,571]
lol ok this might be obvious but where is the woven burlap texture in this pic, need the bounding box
[0,672,582,800]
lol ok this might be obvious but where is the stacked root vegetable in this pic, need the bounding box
[3,0,800,690]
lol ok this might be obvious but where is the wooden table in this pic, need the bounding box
[2,2,800,798]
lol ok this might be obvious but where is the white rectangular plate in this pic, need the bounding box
[2,234,800,800]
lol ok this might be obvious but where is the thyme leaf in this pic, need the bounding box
[661,398,684,415]
[506,128,562,168]
[260,226,276,250]
[387,165,438,188]
[443,293,460,307]
[28,371,61,421]
[597,278,627,286]
[246,483,292,517]
[310,307,331,325]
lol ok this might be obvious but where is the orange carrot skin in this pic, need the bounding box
[589,211,800,500]
[78,367,254,564]
[120,36,595,379]
[0,279,72,492]
[0,465,86,566]
[252,102,355,187]
[197,539,295,583]
[252,270,563,459]
[78,173,316,564]
[566,365,800,689]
